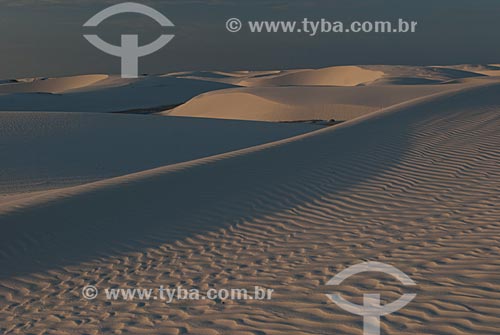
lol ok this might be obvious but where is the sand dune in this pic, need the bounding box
[366,65,484,83]
[170,65,486,88]
[0,112,312,197]
[164,83,464,122]
[0,76,233,112]
[173,66,385,87]
[234,66,385,87]
[0,79,499,334]
[0,74,110,94]
[0,65,493,117]
[436,64,500,76]
[162,65,495,122]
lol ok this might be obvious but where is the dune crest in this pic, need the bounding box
[165,78,494,122]
[237,66,385,87]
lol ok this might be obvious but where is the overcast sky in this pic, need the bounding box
[1,0,499,78]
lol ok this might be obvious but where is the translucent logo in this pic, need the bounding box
[83,2,174,78]
[326,262,416,335]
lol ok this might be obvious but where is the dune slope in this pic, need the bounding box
[0,77,234,112]
[165,84,460,122]
[171,65,485,88]
[0,82,499,334]
[236,66,385,87]
[0,75,109,94]
[0,112,313,196]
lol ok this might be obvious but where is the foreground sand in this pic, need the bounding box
[0,77,499,334]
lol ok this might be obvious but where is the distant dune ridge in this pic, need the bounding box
[164,85,448,121]
[0,64,493,119]
[227,65,385,86]
[164,65,494,122]
[0,65,499,334]
[0,76,234,113]
[0,74,110,94]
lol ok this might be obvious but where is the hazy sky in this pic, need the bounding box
[1,0,500,78]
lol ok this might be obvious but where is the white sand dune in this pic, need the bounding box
[234,66,385,87]
[174,66,385,87]
[0,74,110,94]
[0,76,234,112]
[164,83,465,122]
[161,65,495,122]
[170,65,486,88]
[0,65,493,117]
[0,80,499,334]
[0,112,312,196]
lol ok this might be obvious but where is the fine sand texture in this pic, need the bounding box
[0,112,313,196]
[0,74,499,334]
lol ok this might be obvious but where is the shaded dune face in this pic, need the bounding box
[0,113,312,196]
[1,82,497,277]
[0,76,235,112]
